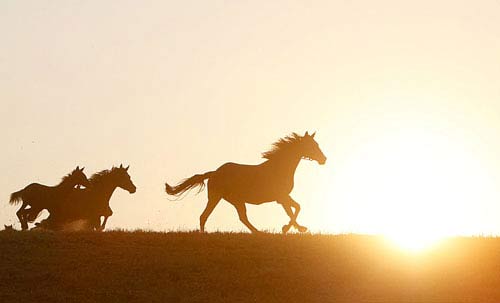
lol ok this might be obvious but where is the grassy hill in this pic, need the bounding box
[1,231,499,302]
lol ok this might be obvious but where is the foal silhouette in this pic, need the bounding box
[9,166,89,230]
[36,165,136,231]
[165,132,327,233]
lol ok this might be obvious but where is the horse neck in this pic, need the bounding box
[267,152,302,177]
[90,178,119,205]
[58,176,77,190]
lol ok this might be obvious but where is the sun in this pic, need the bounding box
[385,228,444,252]
[316,126,496,247]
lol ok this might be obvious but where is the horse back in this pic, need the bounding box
[216,161,294,183]
[212,161,295,203]
[20,183,57,200]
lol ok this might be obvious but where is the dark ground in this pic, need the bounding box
[1,231,499,302]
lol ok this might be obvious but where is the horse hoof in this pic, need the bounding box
[282,224,291,234]
[297,226,308,233]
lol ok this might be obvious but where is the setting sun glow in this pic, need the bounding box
[318,121,496,244]
[385,229,444,252]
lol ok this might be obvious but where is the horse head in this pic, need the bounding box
[69,166,91,188]
[112,164,137,194]
[300,131,327,165]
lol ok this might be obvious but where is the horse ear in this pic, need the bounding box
[125,165,129,171]
[304,131,309,137]
[80,167,85,171]
[76,166,80,171]
[119,164,123,169]
[311,131,316,138]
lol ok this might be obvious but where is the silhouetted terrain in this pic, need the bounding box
[1,231,499,302]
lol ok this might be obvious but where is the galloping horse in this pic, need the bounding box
[35,165,136,231]
[165,132,327,233]
[9,166,89,230]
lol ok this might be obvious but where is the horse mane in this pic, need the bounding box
[59,172,76,185]
[262,133,303,160]
[89,167,118,184]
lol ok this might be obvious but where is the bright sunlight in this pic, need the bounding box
[385,228,444,252]
[322,125,496,251]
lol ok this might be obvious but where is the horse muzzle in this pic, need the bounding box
[128,186,137,194]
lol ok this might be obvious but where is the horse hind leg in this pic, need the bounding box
[233,203,260,234]
[26,207,42,223]
[199,180,223,233]
[200,196,221,233]
[16,202,28,230]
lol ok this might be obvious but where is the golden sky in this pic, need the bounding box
[2,1,500,235]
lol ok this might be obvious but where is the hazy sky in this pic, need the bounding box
[2,1,500,235]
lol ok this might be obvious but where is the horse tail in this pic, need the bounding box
[9,189,25,205]
[165,171,214,198]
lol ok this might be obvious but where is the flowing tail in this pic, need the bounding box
[165,171,214,198]
[9,189,24,205]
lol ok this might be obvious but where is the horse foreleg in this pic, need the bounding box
[289,199,307,232]
[280,204,296,233]
[99,216,109,231]
[96,206,113,231]
[279,197,308,233]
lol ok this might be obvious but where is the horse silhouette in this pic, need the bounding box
[35,165,136,231]
[165,131,327,233]
[9,166,89,230]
